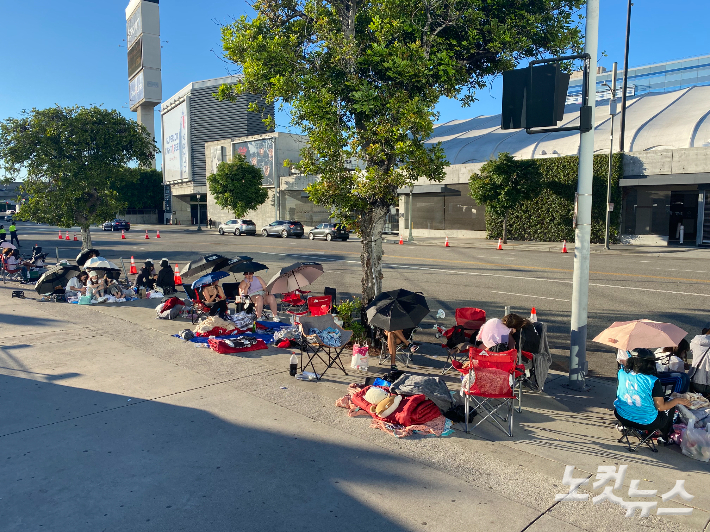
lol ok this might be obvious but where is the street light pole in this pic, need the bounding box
[619,0,632,152]
[604,62,618,250]
[407,186,413,242]
[569,0,599,391]
[196,193,202,232]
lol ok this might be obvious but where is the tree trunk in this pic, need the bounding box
[81,224,92,250]
[502,212,508,244]
[360,204,388,307]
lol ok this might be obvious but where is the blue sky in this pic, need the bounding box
[0,0,707,171]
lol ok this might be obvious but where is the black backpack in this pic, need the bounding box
[446,325,467,348]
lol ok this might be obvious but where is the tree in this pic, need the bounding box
[219,0,583,304]
[115,169,164,210]
[207,156,269,218]
[469,153,535,244]
[0,106,157,249]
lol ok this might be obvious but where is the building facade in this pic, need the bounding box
[160,76,273,225]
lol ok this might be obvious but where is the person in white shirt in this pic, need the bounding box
[689,323,710,395]
[66,272,88,298]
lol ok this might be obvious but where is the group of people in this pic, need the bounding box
[133,259,176,295]
[196,271,278,320]
[65,270,131,300]
[613,322,710,440]
[0,223,20,247]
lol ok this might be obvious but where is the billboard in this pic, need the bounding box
[128,71,144,108]
[126,7,142,48]
[127,37,142,79]
[232,138,274,186]
[163,102,189,182]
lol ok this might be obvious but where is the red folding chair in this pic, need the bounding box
[282,289,310,323]
[457,347,526,437]
[307,295,332,316]
[441,308,486,374]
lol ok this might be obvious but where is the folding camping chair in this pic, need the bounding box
[307,295,332,316]
[614,410,661,453]
[376,326,419,367]
[281,289,310,323]
[440,308,486,374]
[182,285,211,324]
[517,322,552,395]
[460,347,526,437]
[299,314,352,380]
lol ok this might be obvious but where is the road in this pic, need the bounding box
[14,222,710,379]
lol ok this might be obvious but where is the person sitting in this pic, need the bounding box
[239,271,278,320]
[614,348,691,440]
[86,271,106,298]
[654,343,690,394]
[384,329,419,371]
[201,279,228,318]
[156,258,176,295]
[66,272,89,298]
[689,323,710,395]
[501,313,540,354]
[134,262,156,290]
[476,318,513,352]
[106,279,129,298]
[5,249,29,279]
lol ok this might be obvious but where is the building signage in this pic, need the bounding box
[127,37,143,79]
[126,8,142,48]
[162,101,189,182]
[163,184,172,213]
[129,71,144,108]
[232,138,275,186]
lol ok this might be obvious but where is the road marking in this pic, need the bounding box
[640,260,650,262]
[491,290,570,302]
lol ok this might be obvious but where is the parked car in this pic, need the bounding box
[308,223,349,241]
[261,220,305,238]
[102,219,131,231]
[218,219,257,236]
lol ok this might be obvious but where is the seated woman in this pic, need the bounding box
[501,313,540,354]
[385,329,419,371]
[134,262,156,290]
[86,271,106,298]
[156,258,176,294]
[476,318,513,352]
[614,348,691,439]
[66,271,89,298]
[239,271,278,320]
[201,279,228,318]
[654,341,690,393]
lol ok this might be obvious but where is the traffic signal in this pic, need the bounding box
[502,64,570,130]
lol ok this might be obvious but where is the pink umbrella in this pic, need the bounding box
[476,318,511,349]
[592,319,687,351]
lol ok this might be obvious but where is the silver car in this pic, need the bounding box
[218,219,257,236]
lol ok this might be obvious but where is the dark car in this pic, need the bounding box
[102,219,131,231]
[218,219,257,236]
[261,220,305,238]
[308,223,349,241]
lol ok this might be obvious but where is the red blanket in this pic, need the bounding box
[208,338,268,354]
[351,386,441,426]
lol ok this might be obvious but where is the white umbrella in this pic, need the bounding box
[0,242,16,250]
[83,258,119,270]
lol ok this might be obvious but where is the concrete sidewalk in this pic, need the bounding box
[1,289,708,531]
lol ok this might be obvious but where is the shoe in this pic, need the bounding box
[390,365,398,371]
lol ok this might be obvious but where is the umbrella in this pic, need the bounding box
[191,270,229,290]
[35,263,80,294]
[83,258,121,281]
[265,262,324,295]
[365,289,429,331]
[180,254,229,278]
[76,249,100,267]
[222,260,268,275]
[1,242,16,250]
[211,255,254,273]
[592,319,688,351]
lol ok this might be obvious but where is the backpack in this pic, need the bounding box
[446,325,467,348]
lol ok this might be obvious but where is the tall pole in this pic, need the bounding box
[196,193,202,232]
[605,62,618,250]
[569,0,599,390]
[407,186,414,242]
[619,0,632,152]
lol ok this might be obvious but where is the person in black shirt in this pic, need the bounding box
[134,262,156,290]
[502,313,540,354]
[156,258,176,294]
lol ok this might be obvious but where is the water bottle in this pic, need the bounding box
[289,354,298,376]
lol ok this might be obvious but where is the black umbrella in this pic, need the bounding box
[35,263,80,294]
[212,255,254,273]
[365,289,429,331]
[180,254,229,278]
[222,260,268,275]
[265,262,324,295]
[76,249,99,267]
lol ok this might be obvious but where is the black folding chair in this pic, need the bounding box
[299,315,352,380]
[614,410,661,453]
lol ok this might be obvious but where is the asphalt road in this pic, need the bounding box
[14,222,710,379]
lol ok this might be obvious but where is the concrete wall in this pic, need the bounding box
[123,213,159,224]
[623,147,710,176]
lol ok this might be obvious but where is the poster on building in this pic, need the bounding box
[210,146,225,176]
[232,138,274,186]
[129,71,144,108]
[162,101,189,182]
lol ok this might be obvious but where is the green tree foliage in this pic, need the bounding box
[0,106,157,248]
[479,153,623,244]
[468,152,536,243]
[115,169,164,210]
[219,0,583,304]
[207,155,269,218]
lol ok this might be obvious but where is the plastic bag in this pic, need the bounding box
[351,343,369,370]
[680,425,710,462]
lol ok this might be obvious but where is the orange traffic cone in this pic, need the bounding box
[174,264,182,285]
[445,236,450,247]
[73,233,78,241]
[497,238,503,250]
[561,240,568,253]
[58,230,62,240]
[65,231,70,240]
[156,230,161,239]
[145,230,149,239]
[399,235,403,245]
[129,256,138,274]
[121,230,126,239]
[530,307,538,323]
